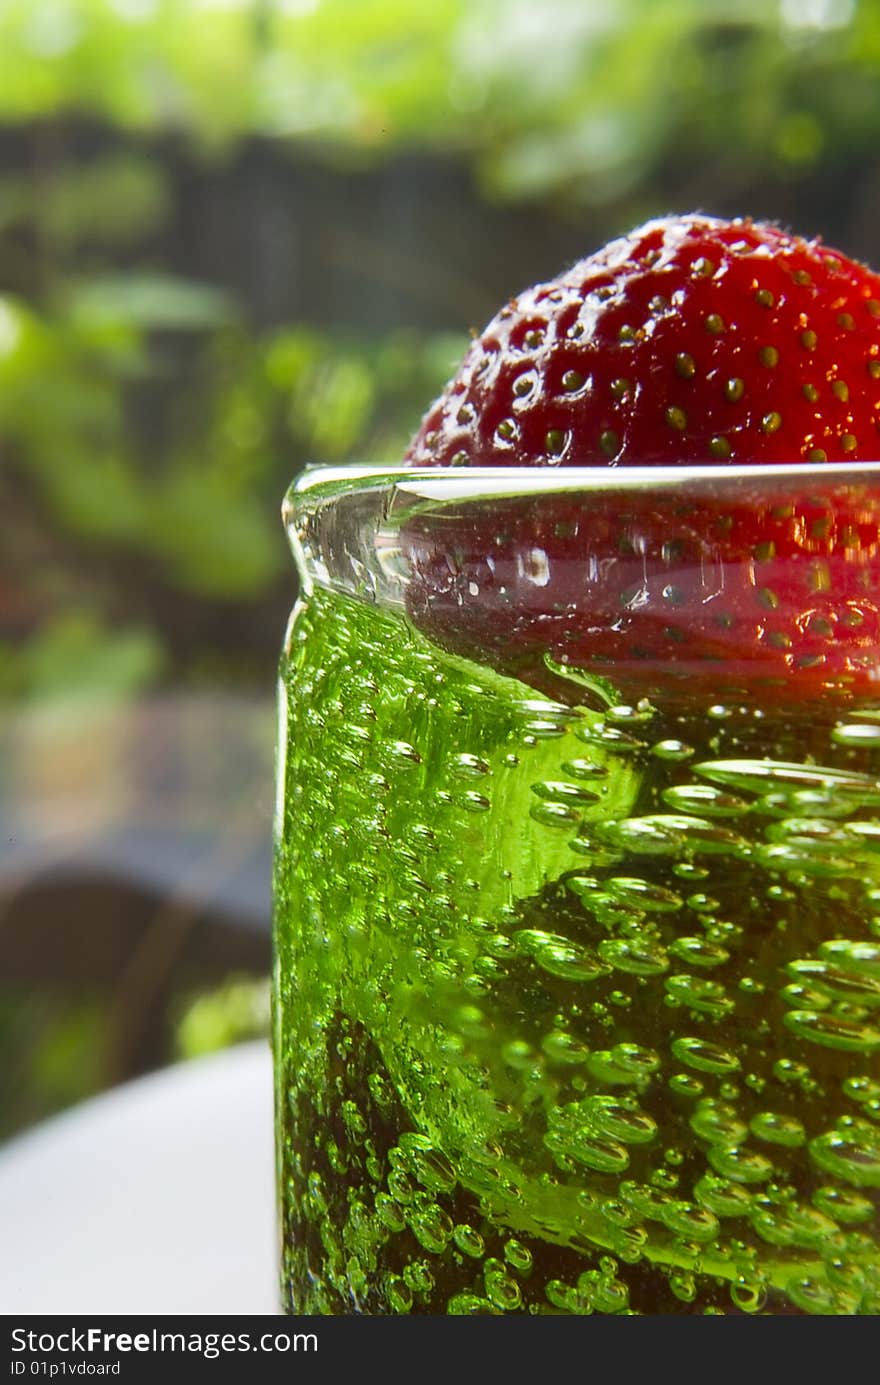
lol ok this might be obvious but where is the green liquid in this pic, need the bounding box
[274,586,880,1315]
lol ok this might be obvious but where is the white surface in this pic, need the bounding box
[0,1042,279,1314]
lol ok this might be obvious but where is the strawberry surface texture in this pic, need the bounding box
[405,214,880,468]
[403,214,880,700]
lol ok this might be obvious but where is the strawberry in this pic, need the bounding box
[405,214,880,469]
[403,476,880,701]
[402,214,880,702]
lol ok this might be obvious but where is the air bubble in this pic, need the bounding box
[662,784,749,817]
[523,718,568,739]
[605,877,684,911]
[696,758,880,805]
[782,982,831,1010]
[669,1072,704,1098]
[730,1280,767,1314]
[504,1238,532,1272]
[757,842,857,878]
[660,1200,720,1243]
[809,1125,880,1186]
[690,1100,748,1146]
[453,1223,485,1258]
[385,1274,413,1313]
[687,892,720,912]
[651,739,695,761]
[565,875,600,897]
[452,1004,488,1039]
[670,1273,697,1303]
[819,939,880,978]
[446,1293,499,1315]
[545,1126,629,1174]
[845,820,880,846]
[375,1193,407,1232]
[832,723,880,747]
[407,1201,453,1254]
[584,1272,630,1314]
[451,753,491,778]
[587,1044,661,1085]
[398,1135,457,1192]
[773,1058,811,1085]
[783,1009,880,1052]
[529,801,581,826]
[665,974,733,1017]
[706,1146,774,1184]
[596,815,687,854]
[613,1225,649,1264]
[606,814,749,856]
[749,1111,806,1147]
[530,780,600,804]
[575,722,643,752]
[694,1173,753,1218]
[541,1031,590,1065]
[390,740,421,764]
[545,1280,577,1311]
[769,815,849,847]
[606,702,655,726]
[812,1186,874,1224]
[513,929,607,982]
[501,1039,534,1069]
[843,1075,880,1103]
[560,758,609,779]
[582,1095,658,1145]
[671,1036,741,1074]
[787,959,880,1007]
[785,1276,844,1315]
[598,936,670,976]
[619,1181,673,1220]
[387,1167,416,1204]
[750,1202,838,1251]
[484,1258,523,1311]
[668,937,730,969]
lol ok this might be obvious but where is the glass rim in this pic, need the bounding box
[283,460,880,611]
[285,459,880,519]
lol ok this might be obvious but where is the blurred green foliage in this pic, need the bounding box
[0,991,105,1140]
[175,976,269,1061]
[0,1,875,199]
[1,270,464,695]
[1,283,461,596]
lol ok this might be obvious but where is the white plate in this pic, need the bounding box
[0,1042,278,1315]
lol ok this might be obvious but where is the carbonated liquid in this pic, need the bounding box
[274,585,880,1315]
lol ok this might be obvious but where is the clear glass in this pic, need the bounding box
[274,464,880,1316]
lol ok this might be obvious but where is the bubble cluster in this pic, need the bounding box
[276,589,880,1315]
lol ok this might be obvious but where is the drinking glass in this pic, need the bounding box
[274,463,880,1315]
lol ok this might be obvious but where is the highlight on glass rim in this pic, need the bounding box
[272,214,880,1316]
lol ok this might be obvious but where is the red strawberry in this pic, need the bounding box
[405,214,880,469]
[402,215,880,702]
[403,475,880,701]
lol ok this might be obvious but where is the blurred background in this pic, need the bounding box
[2,0,880,1141]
